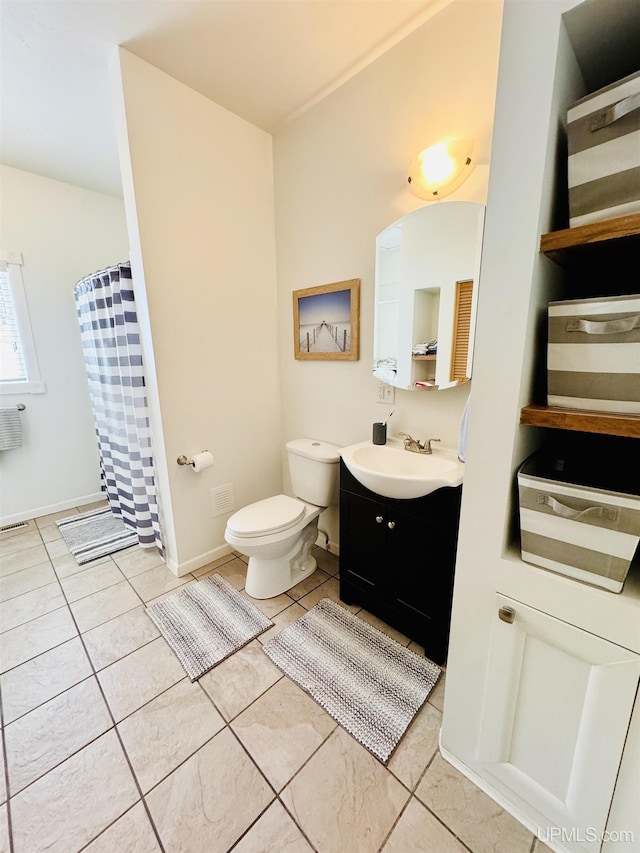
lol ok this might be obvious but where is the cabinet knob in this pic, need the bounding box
[388,521,395,529]
[376,516,384,524]
[498,606,515,624]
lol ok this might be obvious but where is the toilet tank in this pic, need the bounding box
[286,439,341,507]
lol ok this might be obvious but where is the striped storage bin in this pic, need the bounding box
[547,294,640,414]
[568,70,640,228]
[518,455,640,593]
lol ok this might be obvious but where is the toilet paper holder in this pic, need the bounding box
[177,453,209,467]
[177,451,213,471]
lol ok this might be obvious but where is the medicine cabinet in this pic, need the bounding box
[373,201,485,390]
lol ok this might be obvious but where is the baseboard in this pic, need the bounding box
[327,539,340,556]
[166,538,337,578]
[0,492,106,527]
[315,527,339,556]
[165,542,234,578]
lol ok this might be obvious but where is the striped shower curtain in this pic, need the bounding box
[74,262,162,554]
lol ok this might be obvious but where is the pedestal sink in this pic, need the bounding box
[339,437,464,499]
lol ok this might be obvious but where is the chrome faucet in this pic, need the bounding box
[399,433,441,454]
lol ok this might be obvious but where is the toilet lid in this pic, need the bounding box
[226,494,307,538]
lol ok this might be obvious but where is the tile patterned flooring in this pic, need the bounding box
[0,505,552,853]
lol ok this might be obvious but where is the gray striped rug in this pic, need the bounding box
[57,506,138,564]
[146,575,273,681]
[262,598,441,763]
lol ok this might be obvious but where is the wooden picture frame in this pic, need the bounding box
[293,279,360,360]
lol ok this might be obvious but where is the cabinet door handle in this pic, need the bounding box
[498,606,515,624]
[388,521,395,529]
[376,516,384,524]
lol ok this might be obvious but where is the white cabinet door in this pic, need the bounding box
[478,594,640,852]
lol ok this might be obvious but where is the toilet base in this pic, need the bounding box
[245,518,319,599]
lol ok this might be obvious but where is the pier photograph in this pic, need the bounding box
[293,279,360,360]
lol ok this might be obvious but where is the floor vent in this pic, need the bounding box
[0,521,29,534]
[211,483,234,518]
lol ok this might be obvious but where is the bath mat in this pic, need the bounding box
[57,506,138,565]
[262,598,441,763]
[146,575,273,681]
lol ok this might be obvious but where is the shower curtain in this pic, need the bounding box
[74,262,163,554]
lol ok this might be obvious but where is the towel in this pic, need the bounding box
[412,340,438,356]
[458,393,471,462]
[374,367,397,383]
[0,408,23,450]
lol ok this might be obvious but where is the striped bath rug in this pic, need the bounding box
[57,506,137,564]
[262,598,441,763]
[146,575,273,681]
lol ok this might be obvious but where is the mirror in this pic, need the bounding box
[373,201,485,390]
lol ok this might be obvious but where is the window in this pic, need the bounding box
[0,251,45,394]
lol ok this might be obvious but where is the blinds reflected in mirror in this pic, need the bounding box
[450,279,473,382]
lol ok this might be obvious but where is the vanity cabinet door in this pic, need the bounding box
[339,491,388,591]
[387,506,432,620]
[391,509,457,614]
[390,508,457,662]
[477,594,640,853]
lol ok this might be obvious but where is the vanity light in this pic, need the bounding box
[407,139,474,200]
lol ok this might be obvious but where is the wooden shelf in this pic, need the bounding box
[540,213,640,259]
[412,354,437,361]
[520,405,640,439]
[531,214,640,440]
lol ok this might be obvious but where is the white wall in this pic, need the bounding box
[111,50,281,575]
[273,0,504,546]
[441,0,567,764]
[0,165,129,524]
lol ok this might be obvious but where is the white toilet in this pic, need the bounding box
[224,438,341,599]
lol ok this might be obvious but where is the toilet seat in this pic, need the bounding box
[226,494,307,538]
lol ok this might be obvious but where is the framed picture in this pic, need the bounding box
[293,279,360,361]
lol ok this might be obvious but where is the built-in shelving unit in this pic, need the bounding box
[445,5,640,850]
[411,354,437,361]
[520,213,640,438]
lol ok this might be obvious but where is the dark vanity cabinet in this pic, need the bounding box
[339,459,462,665]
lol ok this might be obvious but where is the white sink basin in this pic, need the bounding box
[340,438,464,499]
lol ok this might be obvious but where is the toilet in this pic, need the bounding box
[224,438,341,599]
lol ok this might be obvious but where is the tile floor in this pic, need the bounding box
[0,504,553,853]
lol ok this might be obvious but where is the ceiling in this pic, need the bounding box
[1,0,446,197]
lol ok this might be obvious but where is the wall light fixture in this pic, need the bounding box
[407,139,474,200]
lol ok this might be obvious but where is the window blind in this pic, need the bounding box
[0,261,29,383]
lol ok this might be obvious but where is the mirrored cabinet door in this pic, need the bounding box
[373,201,485,391]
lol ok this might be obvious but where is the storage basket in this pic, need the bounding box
[568,69,640,228]
[547,293,640,414]
[517,453,640,593]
